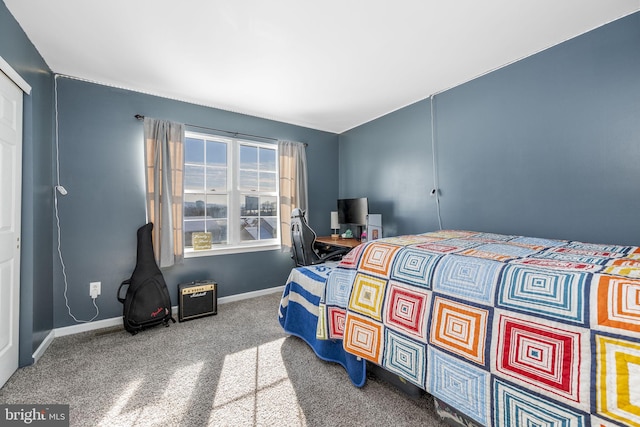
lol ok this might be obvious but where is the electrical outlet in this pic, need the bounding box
[90,281,101,299]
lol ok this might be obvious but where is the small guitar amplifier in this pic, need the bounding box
[178,281,217,322]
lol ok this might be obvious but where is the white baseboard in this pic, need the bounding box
[213,285,284,305]
[32,285,285,361]
[32,330,55,364]
[53,316,125,338]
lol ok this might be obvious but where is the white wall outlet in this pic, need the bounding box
[90,281,101,299]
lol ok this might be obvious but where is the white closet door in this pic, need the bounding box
[0,69,23,388]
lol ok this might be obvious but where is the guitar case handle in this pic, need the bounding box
[117,279,131,304]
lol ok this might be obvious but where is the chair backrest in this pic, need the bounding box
[290,208,320,267]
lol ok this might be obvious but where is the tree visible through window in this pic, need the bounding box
[184,132,278,253]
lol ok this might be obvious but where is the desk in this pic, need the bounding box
[316,236,361,249]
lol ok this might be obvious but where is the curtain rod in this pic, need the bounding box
[134,114,307,146]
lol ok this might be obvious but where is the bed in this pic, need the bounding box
[279,230,640,427]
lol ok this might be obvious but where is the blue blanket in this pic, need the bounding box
[278,263,367,387]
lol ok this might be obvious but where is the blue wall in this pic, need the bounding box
[340,12,640,246]
[53,78,340,327]
[339,100,438,237]
[0,1,54,365]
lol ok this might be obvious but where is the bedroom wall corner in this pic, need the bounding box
[338,99,438,237]
[0,0,55,366]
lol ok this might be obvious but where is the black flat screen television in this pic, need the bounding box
[337,197,368,226]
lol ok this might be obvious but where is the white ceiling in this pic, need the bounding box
[5,0,640,133]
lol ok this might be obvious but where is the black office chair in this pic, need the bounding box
[290,208,350,267]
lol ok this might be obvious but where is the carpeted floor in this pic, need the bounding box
[0,291,447,426]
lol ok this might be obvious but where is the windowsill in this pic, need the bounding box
[184,242,282,258]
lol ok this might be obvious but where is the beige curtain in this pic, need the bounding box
[279,140,308,250]
[144,117,185,267]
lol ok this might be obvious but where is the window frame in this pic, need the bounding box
[183,130,281,258]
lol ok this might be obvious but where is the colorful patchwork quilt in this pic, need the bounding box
[316,230,640,427]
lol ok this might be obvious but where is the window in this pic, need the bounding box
[183,131,279,256]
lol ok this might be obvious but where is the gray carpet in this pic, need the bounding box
[0,291,447,426]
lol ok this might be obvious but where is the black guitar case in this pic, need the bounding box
[117,222,176,335]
